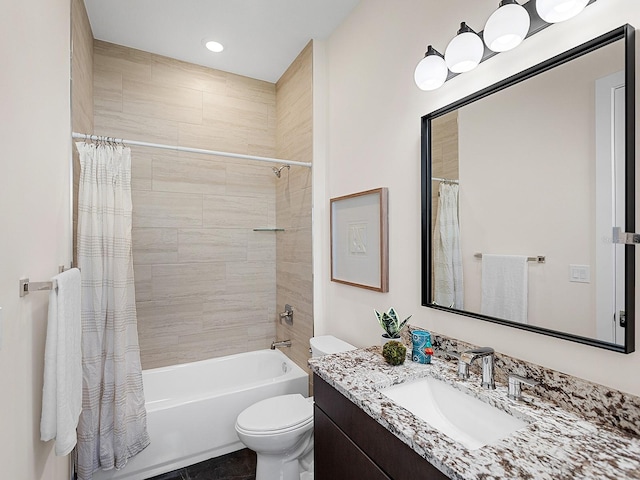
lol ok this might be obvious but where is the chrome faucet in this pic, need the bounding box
[270,339,292,350]
[448,347,496,389]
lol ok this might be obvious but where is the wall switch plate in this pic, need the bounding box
[569,265,591,283]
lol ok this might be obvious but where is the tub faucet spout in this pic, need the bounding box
[271,339,292,350]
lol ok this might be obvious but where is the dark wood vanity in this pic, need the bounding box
[314,374,449,480]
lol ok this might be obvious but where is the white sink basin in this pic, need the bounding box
[380,377,529,450]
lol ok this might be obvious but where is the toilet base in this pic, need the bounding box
[255,452,313,480]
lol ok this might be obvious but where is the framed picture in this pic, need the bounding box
[330,187,389,292]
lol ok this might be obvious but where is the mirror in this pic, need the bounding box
[421,25,635,353]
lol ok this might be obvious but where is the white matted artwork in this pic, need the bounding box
[330,188,389,292]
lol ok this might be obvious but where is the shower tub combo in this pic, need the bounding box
[93,348,309,480]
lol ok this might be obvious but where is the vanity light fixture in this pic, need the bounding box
[483,0,531,52]
[445,22,484,73]
[413,0,597,91]
[535,0,589,23]
[414,45,448,91]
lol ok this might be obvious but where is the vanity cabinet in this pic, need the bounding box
[314,374,449,480]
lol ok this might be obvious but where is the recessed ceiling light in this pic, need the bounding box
[204,40,224,53]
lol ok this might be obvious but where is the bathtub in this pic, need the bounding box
[93,348,309,480]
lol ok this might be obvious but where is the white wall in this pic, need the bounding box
[319,0,640,396]
[0,1,72,478]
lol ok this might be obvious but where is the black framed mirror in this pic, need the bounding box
[421,25,635,353]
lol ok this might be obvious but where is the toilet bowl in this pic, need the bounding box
[236,394,314,480]
[235,336,356,480]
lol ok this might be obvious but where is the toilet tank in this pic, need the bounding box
[310,335,356,357]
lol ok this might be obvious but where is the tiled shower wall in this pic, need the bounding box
[71,0,93,264]
[93,41,281,368]
[275,42,314,374]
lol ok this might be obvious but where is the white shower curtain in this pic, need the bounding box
[433,182,464,309]
[75,142,149,479]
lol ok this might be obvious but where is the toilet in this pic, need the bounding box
[235,335,356,480]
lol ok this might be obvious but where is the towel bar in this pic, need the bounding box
[474,253,545,264]
[19,265,68,297]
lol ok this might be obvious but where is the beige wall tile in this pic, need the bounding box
[177,327,248,364]
[203,292,273,329]
[94,69,122,113]
[275,41,314,373]
[133,264,153,302]
[203,92,269,130]
[178,120,248,154]
[152,55,228,94]
[132,190,202,228]
[203,194,270,228]
[226,74,276,106]
[153,152,226,195]
[123,79,203,125]
[226,163,277,197]
[137,298,204,337]
[94,109,179,145]
[151,263,226,301]
[139,334,180,369]
[247,230,276,262]
[71,0,94,266]
[178,228,248,262]
[94,41,153,82]
[225,261,276,295]
[247,323,277,351]
[132,228,178,265]
[130,147,153,191]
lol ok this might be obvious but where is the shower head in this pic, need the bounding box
[272,165,290,178]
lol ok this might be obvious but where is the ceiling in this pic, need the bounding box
[83,0,360,83]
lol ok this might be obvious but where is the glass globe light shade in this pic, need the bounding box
[445,23,484,73]
[483,2,531,52]
[414,47,448,91]
[536,0,589,23]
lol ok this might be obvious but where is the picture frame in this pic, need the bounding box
[330,187,389,292]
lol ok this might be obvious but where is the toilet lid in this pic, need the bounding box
[236,394,313,433]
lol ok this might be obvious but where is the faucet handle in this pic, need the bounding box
[508,374,539,401]
[445,351,470,379]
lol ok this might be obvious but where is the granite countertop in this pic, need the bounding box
[309,347,640,480]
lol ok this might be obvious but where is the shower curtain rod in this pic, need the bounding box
[71,132,312,168]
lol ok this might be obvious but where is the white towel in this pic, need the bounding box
[40,268,82,456]
[481,255,528,324]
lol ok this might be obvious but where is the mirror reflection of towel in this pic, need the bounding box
[481,255,528,324]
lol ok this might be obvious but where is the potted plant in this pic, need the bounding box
[374,307,411,345]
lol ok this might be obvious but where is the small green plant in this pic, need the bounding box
[374,307,411,339]
[382,341,406,366]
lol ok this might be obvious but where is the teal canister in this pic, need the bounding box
[411,330,433,364]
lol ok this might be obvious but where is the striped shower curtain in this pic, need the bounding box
[433,182,464,309]
[75,142,149,479]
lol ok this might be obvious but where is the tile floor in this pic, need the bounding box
[146,449,256,480]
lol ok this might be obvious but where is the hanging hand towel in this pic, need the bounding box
[481,255,528,324]
[40,268,82,456]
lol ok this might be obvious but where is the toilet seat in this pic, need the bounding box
[236,394,313,435]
